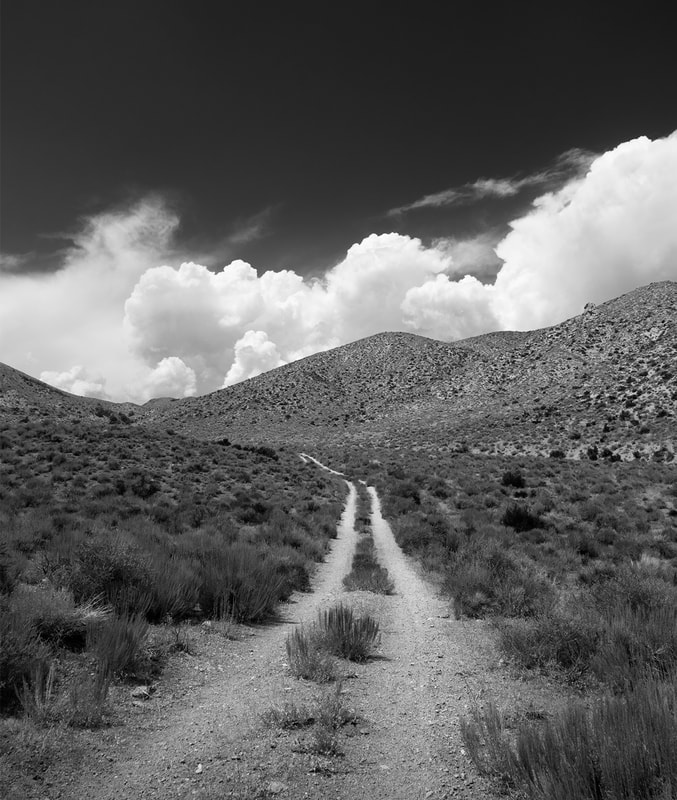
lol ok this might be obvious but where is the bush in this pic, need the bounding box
[317,603,380,662]
[198,543,288,622]
[286,604,380,681]
[445,540,554,618]
[0,602,51,711]
[497,611,601,676]
[88,612,150,690]
[9,584,109,650]
[65,534,152,615]
[461,677,677,799]
[502,504,544,532]
[0,541,19,594]
[285,627,337,683]
[501,469,525,489]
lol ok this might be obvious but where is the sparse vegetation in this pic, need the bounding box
[286,603,380,682]
[461,676,677,799]
[263,681,357,756]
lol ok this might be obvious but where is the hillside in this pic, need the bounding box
[145,281,676,460]
[0,362,138,423]
[1,281,674,460]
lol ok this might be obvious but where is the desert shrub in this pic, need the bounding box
[502,504,544,532]
[9,584,109,650]
[316,603,380,662]
[285,627,337,683]
[461,677,677,799]
[311,681,355,755]
[0,541,19,594]
[146,554,201,622]
[261,699,315,729]
[64,534,152,615]
[88,612,150,688]
[286,604,380,681]
[593,601,677,688]
[445,540,554,618]
[571,533,601,560]
[501,469,525,489]
[0,602,51,712]
[198,543,288,622]
[497,611,601,676]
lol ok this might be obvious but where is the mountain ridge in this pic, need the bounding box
[1,281,675,460]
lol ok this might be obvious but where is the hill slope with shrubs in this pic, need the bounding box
[144,281,676,461]
[0,413,345,721]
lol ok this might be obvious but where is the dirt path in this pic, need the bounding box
[14,461,516,799]
[27,477,358,800]
[301,487,497,800]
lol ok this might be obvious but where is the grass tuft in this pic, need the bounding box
[462,676,677,800]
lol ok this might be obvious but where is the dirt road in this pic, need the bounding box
[12,464,507,799]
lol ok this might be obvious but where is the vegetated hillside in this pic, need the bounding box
[0,410,346,714]
[147,281,676,461]
[0,362,138,422]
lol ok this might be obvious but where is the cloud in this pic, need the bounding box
[2,133,675,403]
[402,275,500,340]
[223,331,286,386]
[431,232,504,279]
[227,207,274,245]
[143,357,197,398]
[122,233,453,393]
[490,132,677,328]
[389,147,596,214]
[39,365,110,400]
[0,253,30,273]
[0,196,181,402]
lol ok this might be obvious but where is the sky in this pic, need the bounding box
[1,2,676,402]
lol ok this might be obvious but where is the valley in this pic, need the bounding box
[1,281,676,799]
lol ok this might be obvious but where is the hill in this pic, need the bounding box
[145,281,676,461]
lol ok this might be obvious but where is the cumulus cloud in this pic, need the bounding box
[143,357,197,399]
[39,365,110,400]
[389,147,596,214]
[431,232,504,279]
[223,331,285,386]
[2,133,676,403]
[0,196,181,402]
[402,275,499,340]
[491,133,677,328]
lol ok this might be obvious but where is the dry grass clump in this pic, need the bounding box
[286,603,380,682]
[461,676,677,800]
[263,681,357,756]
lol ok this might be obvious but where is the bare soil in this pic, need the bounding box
[3,461,567,800]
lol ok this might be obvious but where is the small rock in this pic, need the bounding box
[267,781,288,794]
[131,685,151,699]
[195,763,203,774]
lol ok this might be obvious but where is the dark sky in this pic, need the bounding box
[2,0,676,275]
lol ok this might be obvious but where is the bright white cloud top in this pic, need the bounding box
[1,133,676,403]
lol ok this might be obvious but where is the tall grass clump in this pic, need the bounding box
[445,539,554,619]
[461,677,677,799]
[497,610,601,678]
[285,627,337,683]
[0,602,51,711]
[317,603,380,662]
[286,603,380,682]
[198,543,288,622]
[87,612,150,688]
